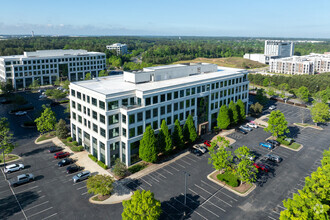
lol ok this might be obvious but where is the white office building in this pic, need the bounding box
[106,43,128,55]
[269,53,330,75]
[0,50,106,89]
[69,63,249,167]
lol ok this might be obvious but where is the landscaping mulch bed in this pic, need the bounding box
[92,194,110,201]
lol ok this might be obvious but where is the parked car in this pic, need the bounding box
[4,163,25,173]
[248,101,253,105]
[266,139,280,147]
[15,111,27,116]
[9,173,34,187]
[204,140,211,147]
[66,165,80,174]
[49,146,63,153]
[39,94,47,99]
[239,125,252,131]
[57,86,64,90]
[284,138,294,145]
[72,171,91,183]
[38,89,45,93]
[259,142,273,149]
[189,148,202,156]
[58,158,73,167]
[235,128,247,134]
[253,163,270,172]
[247,122,258,128]
[265,154,282,163]
[54,152,70,159]
[236,153,255,161]
[193,144,207,154]
[269,105,276,110]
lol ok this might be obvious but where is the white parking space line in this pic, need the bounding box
[140,178,152,186]
[147,174,160,183]
[161,168,174,175]
[73,181,85,186]
[81,191,89,195]
[268,215,277,220]
[27,207,53,218]
[167,164,179,171]
[15,185,39,194]
[128,180,145,191]
[180,158,192,165]
[184,155,199,162]
[24,201,49,211]
[173,198,208,220]
[189,188,207,200]
[0,188,10,194]
[154,172,167,179]
[271,209,281,215]
[277,204,286,210]
[200,204,220,217]
[42,213,58,220]
[174,162,185,168]
[164,202,180,212]
[297,183,305,187]
[77,186,87,190]
[200,180,238,201]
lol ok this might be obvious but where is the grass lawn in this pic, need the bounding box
[0,154,19,163]
[61,138,76,148]
[128,162,148,174]
[288,142,301,150]
[36,131,56,142]
[174,57,267,69]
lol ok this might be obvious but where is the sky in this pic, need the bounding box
[0,0,329,38]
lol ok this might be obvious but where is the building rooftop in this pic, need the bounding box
[0,49,104,59]
[71,65,247,96]
[107,43,126,47]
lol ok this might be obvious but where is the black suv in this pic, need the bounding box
[49,146,63,153]
[235,128,247,135]
[266,139,280,147]
[265,154,282,163]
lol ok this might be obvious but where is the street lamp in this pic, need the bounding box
[183,171,190,206]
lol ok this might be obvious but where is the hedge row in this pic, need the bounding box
[276,137,291,146]
[59,99,69,104]
[97,161,108,169]
[217,172,239,187]
[88,154,98,162]
[71,146,84,152]
[128,163,148,174]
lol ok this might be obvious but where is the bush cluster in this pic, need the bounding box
[71,146,84,152]
[128,163,148,174]
[217,172,239,187]
[72,141,78,146]
[66,137,73,142]
[276,137,290,146]
[97,161,108,169]
[88,154,98,162]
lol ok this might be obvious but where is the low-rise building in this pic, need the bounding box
[0,50,106,89]
[69,63,249,167]
[106,43,128,55]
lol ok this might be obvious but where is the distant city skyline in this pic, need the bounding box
[1,0,330,38]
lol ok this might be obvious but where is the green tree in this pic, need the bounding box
[159,120,172,154]
[278,83,289,91]
[51,89,67,101]
[250,102,263,116]
[267,87,276,96]
[86,174,115,199]
[264,110,289,138]
[208,136,233,172]
[172,119,184,149]
[122,190,162,220]
[183,115,197,143]
[236,99,246,122]
[139,126,157,163]
[234,146,252,160]
[0,118,15,157]
[62,80,70,90]
[34,105,57,134]
[29,79,40,90]
[314,90,328,104]
[263,78,270,87]
[113,158,127,178]
[64,103,70,114]
[56,119,68,139]
[236,159,258,184]
[217,105,230,129]
[311,102,330,125]
[98,70,108,77]
[0,81,13,94]
[54,78,61,86]
[296,86,310,103]
[256,88,268,105]
[228,101,239,125]
[85,72,91,80]
[321,148,330,167]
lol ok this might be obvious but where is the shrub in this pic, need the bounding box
[71,146,84,152]
[113,158,127,178]
[97,161,108,169]
[67,137,73,142]
[72,141,78,146]
[88,154,98,162]
[128,163,148,174]
[276,137,290,146]
[217,172,239,187]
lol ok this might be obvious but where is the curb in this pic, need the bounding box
[279,143,303,152]
[293,123,323,131]
[207,170,256,197]
[89,192,133,205]
[0,154,22,165]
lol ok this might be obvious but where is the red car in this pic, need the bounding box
[54,152,70,159]
[253,163,270,172]
[204,140,211,147]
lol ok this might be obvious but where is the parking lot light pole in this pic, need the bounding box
[183,171,190,206]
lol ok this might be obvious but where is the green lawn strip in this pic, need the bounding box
[128,162,148,174]
[36,131,56,142]
[0,154,19,163]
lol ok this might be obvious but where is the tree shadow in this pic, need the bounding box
[20,146,49,157]
[123,178,143,192]
[287,126,300,139]
[255,167,276,187]
[0,191,39,219]
[160,194,201,220]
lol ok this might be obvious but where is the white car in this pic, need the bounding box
[193,144,207,154]
[269,105,276,110]
[15,111,27,116]
[4,164,25,173]
[39,94,47,99]
[247,122,258,128]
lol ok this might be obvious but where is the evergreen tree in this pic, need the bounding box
[217,105,230,129]
[56,119,68,139]
[236,99,246,122]
[183,123,189,143]
[186,115,198,143]
[139,126,157,163]
[228,101,239,125]
[156,130,165,154]
[122,190,162,220]
[160,120,172,154]
[172,119,184,149]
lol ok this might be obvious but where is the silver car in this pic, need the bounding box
[72,171,91,183]
[239,125,252,131]
[4,163,24,173]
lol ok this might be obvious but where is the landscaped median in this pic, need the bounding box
[293,123,323,130]
[207,170,256,197]
[0,154,21,164]
[276,137,303,151]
